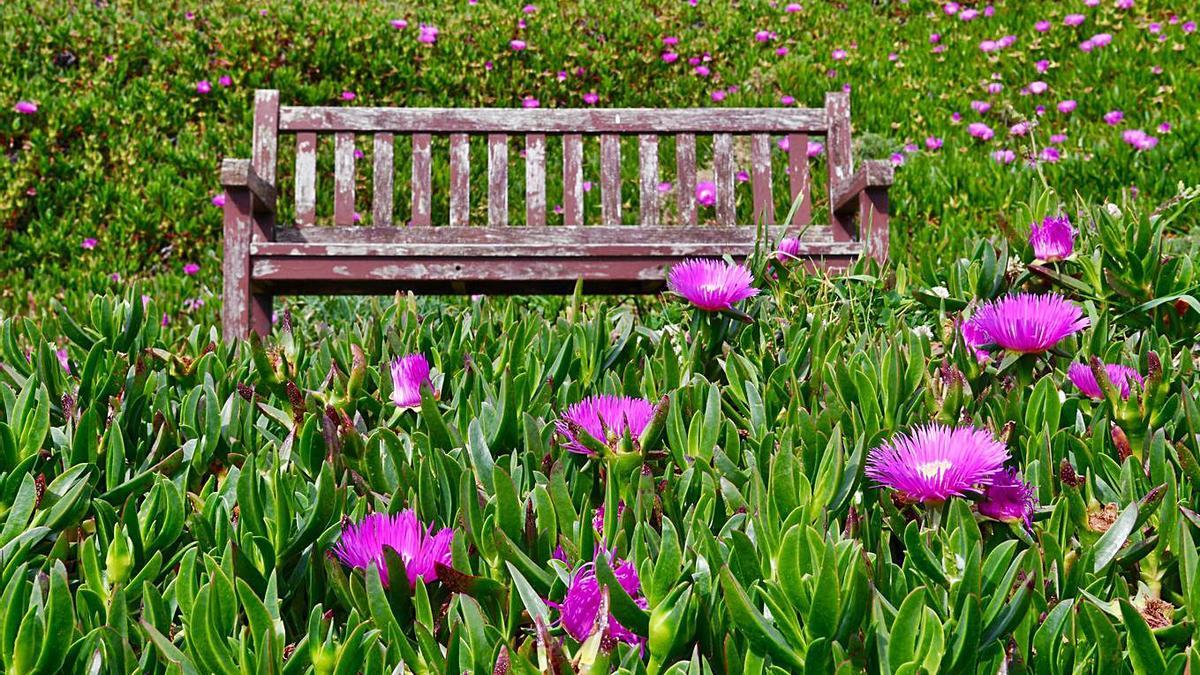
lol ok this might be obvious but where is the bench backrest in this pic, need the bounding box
[247,90,855,231]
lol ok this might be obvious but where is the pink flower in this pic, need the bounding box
[959,8,979,21]
[867,424,1009,504]
[711,90,726,102]
[1122,129,1158,151]
[390,354,432,408]
[1029,215,1075,261]
[523,4,537,12]
[926,136,943,151]
[1050,133,1067,144]
[807,141,824,157]
[82,238,98,250]
[510,39,526,51]
[556,395,655,456]
[992,148,1017,164]
[1064,13,1086,26]
[694,65,710,76]
[1091,32,1113,47]
[668,259,759,312]
[341,91,356,101]
[1115,0,1133,8]
[735,170,749,182]
[390,18,408,29]
[1057,99,1077,114]
[1068,361,1143,399]
[183,263,200,276]
[661,51,679,63]
[1040,147,1061,163]
[968,122,995,140]
[1028,81,1048,95]
[944,2,960,15]
[754,30,773,42]
[831,48,847,60]
[332,511,454,589]
[695,181,716,206]
[980,40,999,52]
[775,46,789,56]
[1158,122,1172,133]
[1103,110,1124,125]
[663,36,679,46]
[212,193,226,207]
[785,3,802,11]
[196,80,212,94]
[13,101,37,114]
[775,236,801,262]
[1079,39,1095,52]
[1010,121,1030,136]
[1035,20,1052,32]
[930,33,942,44]
[780,95,795,105]
[964,292,1090,354]
[582,92,599,105]
[971,100,992,114]
[978,469,1037,528]
[522,96,539,108]
[552,553,647,648]
[418,24,439,43]
[986,82,1003,94]
[217,75,232,88]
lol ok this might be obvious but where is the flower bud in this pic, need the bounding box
[648,585,697,667]
[105,526,133,587]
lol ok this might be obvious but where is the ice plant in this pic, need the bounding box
[695,181,716,206]
[1029,215,1075,261]
[977,468,1037,528]
[667,259,758,312]
[963,293,1090,354]
[552,554,648,647]
[14,101,37,114]
[866,424,1010,504]
[183,263,200,276]
[556,395,654,456]
[331,511,454,588]
[1068,361,1143,399]
[390,353,432,408]
[775,237,801,263]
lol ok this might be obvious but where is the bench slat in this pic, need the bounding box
[334,132,356,225]
[676,133,696,226]
[787,133,812,226]
[279,107,829,133]
[294,132,317,226]
[826,92,853,241]
[253,90,280,186]
[639,135,659,226]
[562,134,584,226]
[450,134,470,226]
[526,134,546,226]
[373,133,394,226]
[411,133,432,226]
[488,134,508,226]
[750,133,774,226]
[600,135,621,225]
[713,133,735,225]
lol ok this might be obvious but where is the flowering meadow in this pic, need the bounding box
[3,0,1200,674]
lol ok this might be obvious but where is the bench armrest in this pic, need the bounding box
[221,159,276,213]
[832,160,894,214]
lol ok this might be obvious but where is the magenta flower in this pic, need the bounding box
[522,96,540,108]
[583,92,599,105]
[14,101,38,114]
[667,259,758,312]
[776,237,801,263]
[212,193,226,208]
[390,354,432,408]
[1057,99,1077,114]
[510,39,527,51]
[341,91,356,101]
[831,48,847,60]
[971,100,992,114]
[866,424,1010,504]
[1035,20,1052,32]
[331,511,454,589]
[968,122,995,141]
[418,24,439,43]
[218,75,232,87]
[56,348,71,374]
[1040,147,1061,163]
[695,181,716,206]
[556,395,654,456]
[1028,81,1048,95]
[82,237,98,250]
[926,136,943,151]
[964,293,1090,354]
[1068,361,1143,399]
[961,320,992,363]
[1064,13,1086,26]
[944,2,960,14]
[390,18,408,29]
[992,149,1017,164]
[807,140,824,157]
[754,30,773,42]
[551,553,647,647]
[1029,215,1075,261]
[785,2,802,11]
[694,65,710,77]
[959,8,979,21]
[711,90,726,102]
[183,263,200,276]
[1122,129,1158,151]
[977,468,1037,527]
[1091,33,1113,47]
[661,51,679,63]
[663,36,679,45]
[196,80,212,94]
[1103,110,1124,126]
[1010,121,1030,136]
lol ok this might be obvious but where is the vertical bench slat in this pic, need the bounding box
[713,133,735,225]
[449,133,470,226]
[600,134,621,225]
[562,134,584,226]
[294,132,317,226]
[526,134,546,226]
[373,133,394,226]
[638,134,659,226]
[252,90,280,187]
[488,134,508,226]
[411,133,432,226]
[333,132,356,225]
[750,133,774,226]
[676,133,697,226]
[826,92,854,241]
[787,133,812,226]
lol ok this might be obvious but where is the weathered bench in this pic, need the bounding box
[221,89,892,339]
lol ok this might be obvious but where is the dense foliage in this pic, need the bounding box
[2,184,1200,672]
[3,0,1198,313]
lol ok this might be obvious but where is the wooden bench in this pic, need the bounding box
[221,89,892,339]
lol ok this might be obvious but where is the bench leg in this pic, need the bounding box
[859,187,890,265]
[251,293,273,337]
[222,188,253,342]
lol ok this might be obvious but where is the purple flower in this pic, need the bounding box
[522,97,540,108]
[695,181,716,206]
[959,8,979,21]
[992,149,1016,164]
[218,75,232,87]
[556,395,654,456]
[1050,133,1067,144]
[14,101,37,114]
[331,511,454,589]
[390,354,432,408]
[986,82,1003,95]
[183,263,200,276]
[781,94,795,105]
[890,152,905,166]
[196,80,212,94]
[1057,99,1077,114]
[1091,33,1113,47]
[510,39,527,51]
[1035,20,1052,32]
[1029,215,1075,261]
[776,236,801,263]
[212,193,226,207]
[341,91,356,101]
[663,36,679,46]
[971,100,992,114]
[694,65,710,77]
[552,553,647,647]
[1158,122,1172,134]
[56,348,71,374]
[390,18,408,29]
[711,90,726,102]
[667,259,759,312]
[418,24,439,43]
[964,292,1090,354]
[961,320,992,363]
[1122,129,1158,151]
[1064,13,1086,26]
[1010,121,1030,136]
[1068,361,1143,399]
[944,2,960,15]
[755,30,773,42]
[866,424,1010,504]
[1040,147,1061,163]
[661,51,679,63]
[1103,110,1124,125]
[785,3,802,11]
[807,141,824,157]
[1035,59,1050,73]
[1115,0,1133,8]
[925,136,943,151]
[831,48,847,60]
[82,237,98,250]
[1028,81,1048,95]
[583,92,599,105]
[968,122,995,141]
[977,469,1037,527]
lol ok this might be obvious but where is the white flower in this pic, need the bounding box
[931,286,951,299]
[913,325,935,339]
[1105,202,1122,218]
